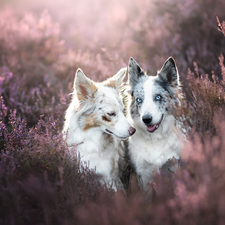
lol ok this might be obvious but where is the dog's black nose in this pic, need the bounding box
[142,116,152,125]
[128,127,136,136]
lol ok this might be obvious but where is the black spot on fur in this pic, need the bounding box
[137,65,142,74]
[167,71,172,82]
[102,115,111,122]
[130,97,140,118]
[154,79,173,98]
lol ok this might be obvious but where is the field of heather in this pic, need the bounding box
[1,0,225,224]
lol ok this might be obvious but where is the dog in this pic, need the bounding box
[126,57,185,193]
[62,68,136,190]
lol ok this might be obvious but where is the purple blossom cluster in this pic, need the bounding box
[0,0,225,224]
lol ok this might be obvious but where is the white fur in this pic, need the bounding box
[63,68,135,190]
[128,113,182,188]
[127,57,186,193]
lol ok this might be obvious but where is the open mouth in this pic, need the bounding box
[146,115,163,133]
[105,129,128,139]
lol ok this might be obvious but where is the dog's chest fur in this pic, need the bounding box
[128,116,183,190]
[64,111,125,189]
[76,130,124,181]
[129,125,181,171]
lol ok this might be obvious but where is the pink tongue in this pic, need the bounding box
[147,124,157,132]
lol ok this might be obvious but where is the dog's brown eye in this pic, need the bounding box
[107,112,116,117]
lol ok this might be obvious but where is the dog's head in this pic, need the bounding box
[127,57,181,133]
[74,68,136,139]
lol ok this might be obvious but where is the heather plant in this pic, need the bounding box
[132,0,225,77]
[0,9,71,127]
[2,0,225,79]
[147,0,225,77]
[182,17,225,136]
[0,96,110,224]
[1,1,225,224]
[26,0,224,78]
[185,60,225,136]
[0,8,117,127]
[169,15,225,137]
[2,110,225,224]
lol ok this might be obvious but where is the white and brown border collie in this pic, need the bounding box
[63,68,136,190]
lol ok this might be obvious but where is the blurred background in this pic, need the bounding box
[0,0,224,127]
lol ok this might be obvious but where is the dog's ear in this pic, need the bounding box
[158,57,179,86]
[103,67,127,90]
[74,69,98,101]
[128,57,145,87]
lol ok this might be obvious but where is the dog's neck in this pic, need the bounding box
[74,127,116,153]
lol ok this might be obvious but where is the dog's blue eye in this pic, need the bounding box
[155,95,162,101]
[136,98,142,103]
